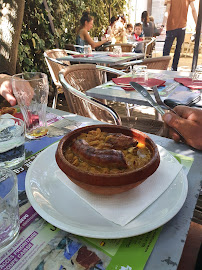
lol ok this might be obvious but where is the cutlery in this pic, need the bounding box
[130,82,185,141]
[152,86,178,114]
[130,82,165,116]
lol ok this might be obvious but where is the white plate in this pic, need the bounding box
[25,142,188,239]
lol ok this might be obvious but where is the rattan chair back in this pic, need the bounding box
[139,55,171,70]
[44,49,70,87]
[59,67,122,125]
[108,44,133,52]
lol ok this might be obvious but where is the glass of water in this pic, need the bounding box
[0,168,20,253]
[192,65,202,82]
[132,65,148,84]
[0,115,25,169]
[12,72,49,139]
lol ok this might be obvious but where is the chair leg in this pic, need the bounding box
[52,89,59,109]
[125,103,131,117]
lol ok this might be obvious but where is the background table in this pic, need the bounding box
[57,51,144,66]
[86,69,202,108]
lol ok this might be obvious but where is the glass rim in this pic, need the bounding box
[11,72,48,82]
[0,115,25,131]
[0,168,18,199]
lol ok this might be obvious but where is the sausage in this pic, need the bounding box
[106,133,138,149]
[71,139,128,169]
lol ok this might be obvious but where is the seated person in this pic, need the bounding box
[104,16,117,36]
[76,11,110,53]
[149,16,160,37]
[133,23,144,53]
[126,23,133,35]
[141,11,154,37]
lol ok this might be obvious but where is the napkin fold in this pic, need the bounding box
[55,145,183,226]
[174,77,202,90]
[112,77,165,91]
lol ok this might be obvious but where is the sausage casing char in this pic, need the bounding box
[71,139,128,169]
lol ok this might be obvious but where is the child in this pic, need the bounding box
[133,23,144,53]
[133,23,144,41]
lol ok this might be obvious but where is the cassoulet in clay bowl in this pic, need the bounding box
[55,125,160,195]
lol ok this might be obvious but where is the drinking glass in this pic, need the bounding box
[84,45,92,55]
[0,116,25,169]
[0,168,19,253]
[192,65,202,82]
[113,46,122,56]
[12,72,49,139]
[132,65,148,84]
[93,37,98,42]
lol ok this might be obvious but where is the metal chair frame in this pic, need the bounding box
[44,49,79,108]
[59,68,122,125]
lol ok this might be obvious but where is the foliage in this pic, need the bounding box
[18,0,126,74]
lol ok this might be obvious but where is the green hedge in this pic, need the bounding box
[17,0,125,74]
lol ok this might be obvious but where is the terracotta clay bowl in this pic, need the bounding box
[55,125,160,195]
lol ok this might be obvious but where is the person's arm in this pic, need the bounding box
[0,74,16,106]
[162,105,202,150]
[190,1,198,25]
[161,0,171,30]
[82,30,110,49]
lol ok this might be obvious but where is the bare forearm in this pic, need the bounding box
[162,3,171,26]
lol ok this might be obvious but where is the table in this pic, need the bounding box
[48,109,202,270]
[86,69,202,108]
[57,51,144,66]
[1,108,201,269]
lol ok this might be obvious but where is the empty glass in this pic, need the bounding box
[132,65,148,84]
[12,72,49,139]
[0,116,25,169]
[192,65,202,82]
[0,168,19,253]
[84,45,92,55]
[113,46,122,56]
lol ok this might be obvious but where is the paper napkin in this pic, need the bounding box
[174,77,202,90]
[112,77,165,91]
[55,145,183,226]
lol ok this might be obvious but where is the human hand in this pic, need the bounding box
[162,105,202,150]
[0,77,16,106]
[106,36,112,42]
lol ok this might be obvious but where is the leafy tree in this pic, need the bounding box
[18,0,126,74]
[0,0,25,74]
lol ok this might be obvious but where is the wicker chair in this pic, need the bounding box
[44,49,78,108]
[59,64,164,135]
[121,56,171,72]
[144,37,156,58]
[59,65,122,125]
[108,43,133,52]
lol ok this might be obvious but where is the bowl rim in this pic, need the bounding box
[55,124,160,181]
